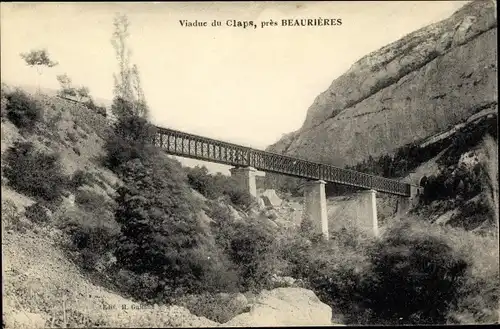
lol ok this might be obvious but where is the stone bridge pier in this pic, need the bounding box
[230,166,258,198]
[396,171,422,217]
[358,189,379,237]
[302,180,329,240]
[230,167,416,240]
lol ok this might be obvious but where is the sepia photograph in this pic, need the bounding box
[1,1,498,327]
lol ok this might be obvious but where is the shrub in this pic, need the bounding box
[1,95,8,120]
[186,166,222,199]
[57,207,119,271]
[176,292,249,323]
[84,99,107,117]
[2,199,32,232]
[75,189,111,213]
[222,179,254,211]
[69,170,95,190]
[276,228,370,324]
[185,166,254,210]
[72,146,81,156]
[67,131,78,143]
[4,89,43,132]
[104,115,157,172]
[24,202,52,224]
[223,218,278,291]
[358,221,469,325]
[3,141,68,202]
[112,156,223,301]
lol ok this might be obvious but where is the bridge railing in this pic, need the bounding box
[153,126,411,197]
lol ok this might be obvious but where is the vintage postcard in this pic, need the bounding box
[1,1,498,327]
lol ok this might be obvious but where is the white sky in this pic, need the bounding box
[1,1,468,174]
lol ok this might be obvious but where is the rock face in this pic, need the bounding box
[222,288,335,327]
[268,1,497,167]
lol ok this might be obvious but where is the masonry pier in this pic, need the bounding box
[359,189,379,237]
[229,166,258,198]
[303,180,329,240]
[396,171,422,217]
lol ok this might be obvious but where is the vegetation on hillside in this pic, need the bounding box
[1,11,498,328]
[185,165,254,210]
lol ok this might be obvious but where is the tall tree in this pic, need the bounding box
[20,49,58,93]
[110,14,149,119]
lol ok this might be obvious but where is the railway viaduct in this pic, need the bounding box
[153,126,421,239]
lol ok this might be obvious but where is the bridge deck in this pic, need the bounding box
[153,126,411,197]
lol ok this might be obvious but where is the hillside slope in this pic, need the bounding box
[267,0,497,167]
[1,87,345,327]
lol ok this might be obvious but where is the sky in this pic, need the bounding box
[1,1,469,174]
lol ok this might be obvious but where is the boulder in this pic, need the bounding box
[260,189,283,208]
[223,288,334,327]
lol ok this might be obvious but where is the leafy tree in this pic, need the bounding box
[105,13,154,173]
[20,49,58,93]
[111,15,148,117]
[56,74,76,98]
[113,157,215,300]
[104,114,157,171]
[76,86,90,101]
[110,13,149,119]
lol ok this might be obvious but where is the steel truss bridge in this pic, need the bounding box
[153,126,411,197]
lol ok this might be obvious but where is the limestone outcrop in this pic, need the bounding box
[222,287,337,326]
[260,189,283,208]
[267,1,497,167]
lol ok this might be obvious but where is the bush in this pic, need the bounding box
[67,131,78,144]
[358,221,469,325]
[222,179,254,211]
[276,228,370,324]
[186,166,222,199]
[1,95,8,120]
[69,170,95,190]
[104,115,157,172]
[57,207,119,271]
[112,156,224,301]
[3,141,68,202]
[220,217,278,291]
[2,199,32,232]
[4,89,43,132]
[24,202,52,224]
[84,99,107,117]
[176,292,249,323]
[185,166,254,210]
[75,189,111,212]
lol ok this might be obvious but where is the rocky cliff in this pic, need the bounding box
[267,1,497,167]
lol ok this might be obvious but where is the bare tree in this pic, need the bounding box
[20,49,58,93]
